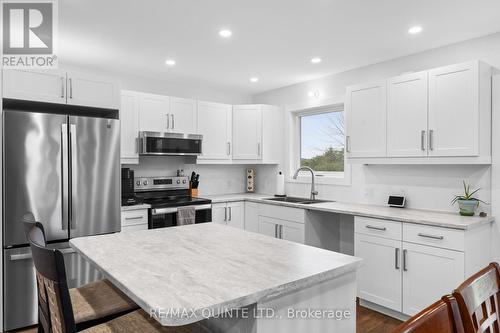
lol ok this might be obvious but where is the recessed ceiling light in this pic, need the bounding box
[310,57,322,64]
[250,77,259,83]
[165,59,176,66]
[408,26,423,35]
[219,29,232,38]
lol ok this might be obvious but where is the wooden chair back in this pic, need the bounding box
[394,295,465,333]
[27,223,77,333]
[453,262,500,333]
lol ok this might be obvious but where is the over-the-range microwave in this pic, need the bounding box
[139,131,203,156]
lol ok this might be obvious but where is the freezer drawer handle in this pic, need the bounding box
[9,253,32,261]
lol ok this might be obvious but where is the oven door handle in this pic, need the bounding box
[152,204,212,215]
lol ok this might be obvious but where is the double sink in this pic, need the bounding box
[264,196,333,205]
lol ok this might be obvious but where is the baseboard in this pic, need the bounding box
[359,299,410,322]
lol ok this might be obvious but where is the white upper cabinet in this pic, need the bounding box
[387,71,428,157]
[120,91,140,164]
[138,93,170,132]
[197,101,232,161]
[346,60,492,164]
[2,69,119,109]
[346,81,387,158]
[169,97,196,133]
[66,71,119,109]
[3,69,67,104]
[261,105,284,164]
[428,61,480,157]
[232,105,263,160]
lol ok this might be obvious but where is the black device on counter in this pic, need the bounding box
[388,195,406,208]
[121,168,142,206]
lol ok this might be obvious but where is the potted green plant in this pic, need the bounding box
[451,181,486,216]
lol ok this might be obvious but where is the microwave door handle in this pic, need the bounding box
[61,124,69,230]
[69,124,77,230]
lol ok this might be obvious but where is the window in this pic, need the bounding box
[300,110,345,173]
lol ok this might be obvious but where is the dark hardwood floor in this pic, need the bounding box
[357,305,403,333]
[12,305,403,333]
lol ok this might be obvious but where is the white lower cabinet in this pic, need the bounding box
[257,215,305,243]
[355,233,402,311]
[402,242,464,316]
[211,202,244,229]
[354,216,488,317]
[244,202,259,233]
[121,208,148,232]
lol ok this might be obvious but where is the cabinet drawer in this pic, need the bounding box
[121,209,148,227]
[121,224,148,233]
[403,223,465,251]
[355,216,401,240]
[259,204,305,224]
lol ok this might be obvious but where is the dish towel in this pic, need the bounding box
[177,206,196,226]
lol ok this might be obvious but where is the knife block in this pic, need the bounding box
[190,188,199,197]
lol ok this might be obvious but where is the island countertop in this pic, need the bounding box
[70,223,362,326]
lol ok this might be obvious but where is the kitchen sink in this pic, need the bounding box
[264,197,333,205]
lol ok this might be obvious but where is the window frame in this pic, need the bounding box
[287,99,351,186]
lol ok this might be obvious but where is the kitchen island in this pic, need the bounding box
[70,223,362,332]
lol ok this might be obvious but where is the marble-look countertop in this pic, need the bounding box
[121,204,151,211]
[70,223,362,326]
[205,193,494,230]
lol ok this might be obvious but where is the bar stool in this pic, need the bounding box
[453,262,500,333]
[22,213,138,331]
[394,295,465,333]
[27,220,207,333]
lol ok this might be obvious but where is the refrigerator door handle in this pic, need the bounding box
[69,124,77,230]
[61,124,69,230]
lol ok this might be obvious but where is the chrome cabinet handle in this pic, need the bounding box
[366,225,386,231]
[395,248,400,270]
[70,124,77,230]
[61,77,65,98]
[166,114,170,129]
[274,224,278,238]
[428,129,434,151]
[417,233,444,240]
[421,130,426,151]
[279,225,283,239]
[69,78,73,99]
[346,136,351,153]
[61,124,69,230]
[403,249,408,271]
[224,207,227,222]
[125,216,143,220]
[228,207,232,221]
[171,114,175,130]
[257,142,261,156]
[227,142,231,156]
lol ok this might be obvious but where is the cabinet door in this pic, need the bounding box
[211,203,227,224]
[355,233,402,312]
[280,220,305,244]
[232,105,262,160]
[428,61,479,157]
[346,82,387,158]
[120,91,139,163]
[244,202,259,233]
[138,93,170,132]
[387,72,428,157]
[402,242,464,316]
[197,101,232,160]
[66,71,119,109]
[3,69,66,104]
[258,216,278,238]
[226,202,245,229]
[170,97,196,133]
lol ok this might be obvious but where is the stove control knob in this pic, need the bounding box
[176,180,181,184]
[136,181,141,186]
[143,180,148,186]
[182,180,187,184]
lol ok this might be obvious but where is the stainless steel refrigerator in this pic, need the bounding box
[2,100,121,330]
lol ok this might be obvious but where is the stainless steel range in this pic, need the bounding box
[134,176,212,228]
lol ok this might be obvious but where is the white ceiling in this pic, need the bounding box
[60,0,500,95]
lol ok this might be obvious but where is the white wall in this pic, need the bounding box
[253,32,500,215]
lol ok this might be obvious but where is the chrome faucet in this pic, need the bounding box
[292,166,318,200]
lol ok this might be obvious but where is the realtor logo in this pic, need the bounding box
[2,0,58,68]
